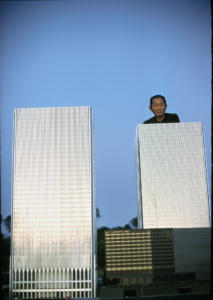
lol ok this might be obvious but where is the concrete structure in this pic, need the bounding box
[135,122,210,229]
[10,107,96,299]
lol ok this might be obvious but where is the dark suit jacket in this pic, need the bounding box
[143,113,180,124]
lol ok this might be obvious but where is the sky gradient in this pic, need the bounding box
[0,0,211,230]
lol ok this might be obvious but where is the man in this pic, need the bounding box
[143,95,180,124]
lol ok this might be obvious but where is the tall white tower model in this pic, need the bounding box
[136,122,210,229]
[10,107,96,299]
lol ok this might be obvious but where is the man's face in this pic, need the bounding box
[150,97,167,117]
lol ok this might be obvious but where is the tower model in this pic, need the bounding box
[136,122,210,229]
[10,106,96,299]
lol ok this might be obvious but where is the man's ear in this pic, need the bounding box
[149,106,153,113]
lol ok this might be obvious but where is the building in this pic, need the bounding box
[10,107,96,299]
[105,229,174,286]
[104,228,211,297]
[135,122,210,229]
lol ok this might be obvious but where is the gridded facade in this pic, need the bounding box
[136,122,210,229]
[10,107,96,299]
[105,229,174,286]
[150,229,174,274]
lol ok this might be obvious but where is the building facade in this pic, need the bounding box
[135,122,210,229]
[173,227,211,281]
[10,107,96,299]
[104,228,211,296]
[105,229,174,286]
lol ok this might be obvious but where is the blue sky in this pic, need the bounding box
[0,0,211,230]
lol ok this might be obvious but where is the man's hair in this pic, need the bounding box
[150,95,167,107]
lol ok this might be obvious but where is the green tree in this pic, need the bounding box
[0,215,10,286]
[4,215,11,234]
[96,208,101,218]
[97,226,109,271]
[129,217,138,229]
